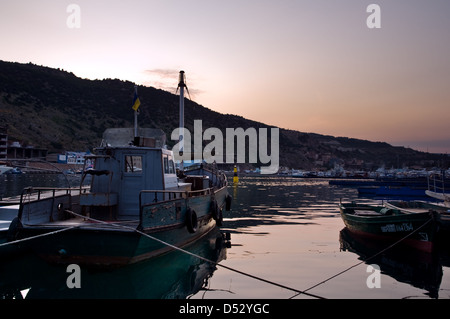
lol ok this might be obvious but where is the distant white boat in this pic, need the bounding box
[426,172,450,207]
[0,165,12,175]
[425,190,450,207]
[0,165,22,175]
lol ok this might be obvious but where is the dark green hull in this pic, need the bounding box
[16,186,229,267]
[0,228,229,298]
[387,200,450,233]
[18,217,217,266]
[339,203,438,252]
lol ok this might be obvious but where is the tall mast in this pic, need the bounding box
[178,71,186,169]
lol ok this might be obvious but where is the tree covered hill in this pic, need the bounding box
[0,60,447,170]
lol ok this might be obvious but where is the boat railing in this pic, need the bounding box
[18,186,90,223]
[428,172,446,194]
[138,188,213,214]
[183,162,228,188]
[139,188,213,204]
[19,186,89,203]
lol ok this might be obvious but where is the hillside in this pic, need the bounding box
[0,60,447,171]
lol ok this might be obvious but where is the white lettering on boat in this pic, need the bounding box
[380,222,413,233]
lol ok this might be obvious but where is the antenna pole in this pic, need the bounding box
[178,71,186,170]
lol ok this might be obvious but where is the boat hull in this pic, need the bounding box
[387,200,450,236]
[16,186,229,267]
[18,217,217,267]
[339,203,437,253]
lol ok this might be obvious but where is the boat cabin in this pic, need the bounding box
[79,128,180,220]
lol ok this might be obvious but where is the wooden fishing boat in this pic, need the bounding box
[386,200,450,234]
[338,202,438,252]
[7,72,232,267]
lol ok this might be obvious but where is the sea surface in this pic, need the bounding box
[1,173,450,299]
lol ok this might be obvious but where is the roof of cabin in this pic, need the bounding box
[101,128,166,148]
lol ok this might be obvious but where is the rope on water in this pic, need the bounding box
[3,209,433,299]
[291,216,435,298]
[63,210,327,299]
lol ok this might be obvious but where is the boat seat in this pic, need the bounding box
[380,208,394,215]
[354,210,381,216]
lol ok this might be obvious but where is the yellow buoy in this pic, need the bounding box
[233,165,239,183]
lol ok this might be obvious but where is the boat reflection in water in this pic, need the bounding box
[339,227,443,298]
[0,228,230,299]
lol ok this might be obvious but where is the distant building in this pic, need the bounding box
[0,126,7,161]
[0,126,47,160]
[57,154,67,163]
[66,151,88,165]
[52,151,91,166]
[7,142,47,160]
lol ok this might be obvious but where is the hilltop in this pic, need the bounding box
[0,60,447,171]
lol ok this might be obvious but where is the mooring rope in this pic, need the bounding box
[291,215,435,298]
[1,208,435,299]
[62,210,326,299]
[0,225,79,247]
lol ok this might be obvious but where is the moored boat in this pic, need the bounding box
[426,171,450,207]
[426,190,450,206]
[5,72,232,267]
[386,200,450,234]
[338,202,438,252]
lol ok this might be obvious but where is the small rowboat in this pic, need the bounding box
[338,202,439,253]
[386,200,450,234]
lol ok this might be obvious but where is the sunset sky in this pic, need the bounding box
[1,0,449,153]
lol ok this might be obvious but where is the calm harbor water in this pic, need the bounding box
[1,173,450,299]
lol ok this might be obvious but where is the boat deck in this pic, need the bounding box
[0,187,89,206]
[22,217,140,231]
[353,210,383,216]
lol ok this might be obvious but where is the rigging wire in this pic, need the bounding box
[290,215,435,298]
[0,207,436,300]
[0,225,79,247]
[63,210,326,299]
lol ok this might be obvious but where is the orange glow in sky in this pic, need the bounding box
[1,0,449,153]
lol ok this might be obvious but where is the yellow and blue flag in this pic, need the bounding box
[132,90,141,111]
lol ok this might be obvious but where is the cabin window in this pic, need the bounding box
[163,155,169,174]
[168,155,175,174]
[163,154,176,174]
[125,155,143,173]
